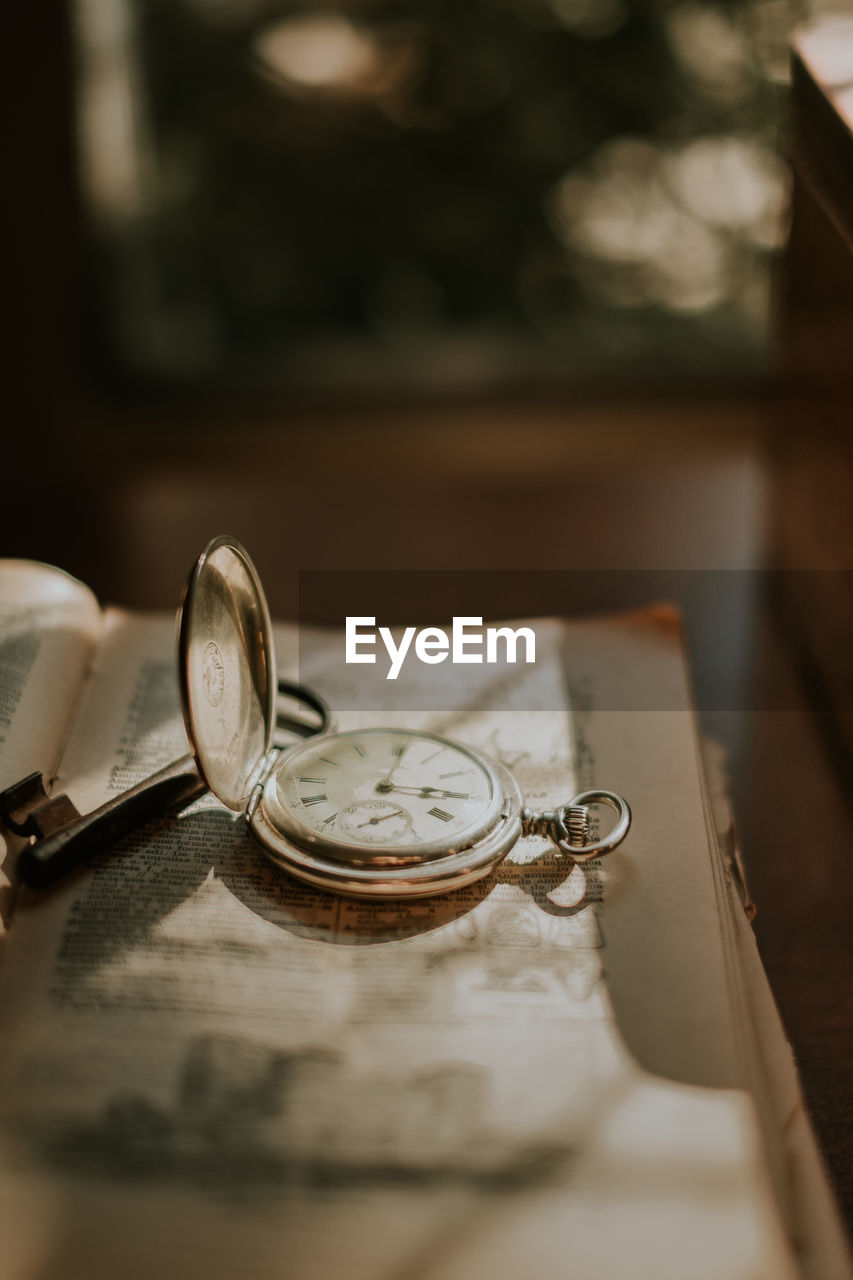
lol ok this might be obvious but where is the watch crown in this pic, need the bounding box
[565,804,591,848]
[520,802,591,852]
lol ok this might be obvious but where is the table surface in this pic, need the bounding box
[2,396,850,1239]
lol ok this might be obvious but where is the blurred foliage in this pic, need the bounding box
[77,0,801,395]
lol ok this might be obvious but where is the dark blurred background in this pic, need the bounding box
[1,0,808,605]
[2,0,852,1227]
[45,0,794,399]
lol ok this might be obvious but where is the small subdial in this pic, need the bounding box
[337,800,412,844]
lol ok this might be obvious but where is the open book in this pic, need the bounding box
[0,557,849,1280]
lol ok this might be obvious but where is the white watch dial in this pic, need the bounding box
[273,728,495,854]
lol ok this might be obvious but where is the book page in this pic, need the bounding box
[0,609,800,1280]
[702,740,853,1280]
[0,561,103,926]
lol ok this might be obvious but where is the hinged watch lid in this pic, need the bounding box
[178,535,277,814]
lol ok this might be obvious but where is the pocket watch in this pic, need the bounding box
[179,537,631,899]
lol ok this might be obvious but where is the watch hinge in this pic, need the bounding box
[247,748,279,821]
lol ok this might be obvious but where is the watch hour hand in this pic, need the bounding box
[377,784,469,800]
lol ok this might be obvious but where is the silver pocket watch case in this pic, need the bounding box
[179,536,629,899]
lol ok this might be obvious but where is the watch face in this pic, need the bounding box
[268,728,502,863]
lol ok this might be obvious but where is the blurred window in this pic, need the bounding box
[73,0,807,398]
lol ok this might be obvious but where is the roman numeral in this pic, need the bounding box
[302,794,327,807]
[351,743,366,757]
[323,812,339,826]
[441,791,469,800]
[392,741,408,758]
[299,776,325,785]
[319,757,339,768]
[428,806,453,823]
[439,770,466,778]
[422,749,443,764]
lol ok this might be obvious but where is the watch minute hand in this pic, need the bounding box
[378,784,469,800]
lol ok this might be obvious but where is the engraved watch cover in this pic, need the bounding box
[178,535,277,813]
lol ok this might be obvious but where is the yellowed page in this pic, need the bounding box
[702,740,852,1280]
[0,561,103,926]
[0,609,799,1280]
